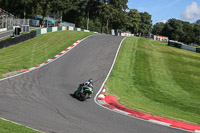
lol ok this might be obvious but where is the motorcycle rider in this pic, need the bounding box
[80,79,93,97]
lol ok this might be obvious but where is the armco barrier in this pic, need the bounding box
[68,26,74,31]
[168,40,182,48]
[36,29,41,36]
[47,27,52,32]
[62,26,66,31]
[0,25,97,50]
[58,27,62,31]
[196,48,200,53]
[0,28,7,32]
[0,31,36,49]
[52,27,58,32]
[168,40,199,53]
[77,28,81,31]
[84,30,90,32]
[181,44,196,52]
[41,28,47,34]
[7,27,13,31]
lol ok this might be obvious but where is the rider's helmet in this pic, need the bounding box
[88,79,93,88]
[88,79,93,84]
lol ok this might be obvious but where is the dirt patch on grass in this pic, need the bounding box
[3,71,21,78]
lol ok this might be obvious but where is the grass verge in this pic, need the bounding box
[0,30,94,78]
[106,37,200,124]
[0,36,11,41]
[0,118,40,133]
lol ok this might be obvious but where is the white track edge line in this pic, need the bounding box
[112,109,131,115]
[148,120,171,126]
[1,117,42,132]
[94,36,127,100]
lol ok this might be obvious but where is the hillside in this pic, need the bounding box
[106,37,200,124]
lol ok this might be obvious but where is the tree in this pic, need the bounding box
[126,9,141,34]
[195,19,200,25]
[98,0,117,33]
[139,12,152,36]
[35,0,53,27]
[152,22,165,35]
[180,21,194,44]
[1,0,34,18]
[78,0,99,30]
[21,0,34,18]
[194,24,200,45]
[108,0,128,32]
[162,19,184,41]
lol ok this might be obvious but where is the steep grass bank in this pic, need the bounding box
[106,37,200,124]
[0,30,94,78]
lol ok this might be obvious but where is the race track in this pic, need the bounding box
[0,35,188,133]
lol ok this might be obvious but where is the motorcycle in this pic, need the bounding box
[74,84,94,101]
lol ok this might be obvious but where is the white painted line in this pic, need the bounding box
[98,100,108,105]
[40,63,45,67]
[61,51,66,54]
[29,67,35,71]
[94,37,127,101]
[1,117,42,132]
[47,59,53,62]
[195,130,200,133]
[112,109,131,115]
[148,120,171,126]
[67,47,72,50]
[55,55,60,58]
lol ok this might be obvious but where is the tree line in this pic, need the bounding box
[1,0,152,35]
[153,19,200,45]
[2,0,199,45]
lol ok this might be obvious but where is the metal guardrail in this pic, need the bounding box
[168,40,199,53]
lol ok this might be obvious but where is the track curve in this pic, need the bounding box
[0,35,188,133]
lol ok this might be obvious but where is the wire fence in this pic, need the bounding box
[0,17,30,28]
[0,17,75,28]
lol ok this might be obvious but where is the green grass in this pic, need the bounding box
[0,30,94,78]
[0,36,11,41]
[0,118,39,133]
[106,37,200,124]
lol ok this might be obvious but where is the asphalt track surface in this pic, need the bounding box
[0,30,14,38]
[0,35,188,133]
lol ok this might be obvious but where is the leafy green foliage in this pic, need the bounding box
[152,22,165,35]
[139,12,152,36]
[1,0,153,35]
[126,9,141,34]
[153,18,200,45]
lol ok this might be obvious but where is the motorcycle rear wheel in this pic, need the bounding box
[80,93,89,101]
